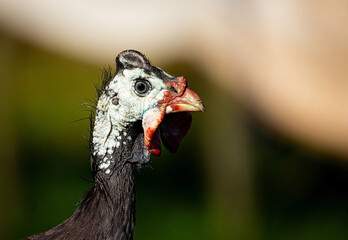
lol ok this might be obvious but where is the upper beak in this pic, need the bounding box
[165,87,205,114]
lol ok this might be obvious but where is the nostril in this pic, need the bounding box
[170,86,178,93]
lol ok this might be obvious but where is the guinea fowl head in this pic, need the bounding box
[91,50,204,175]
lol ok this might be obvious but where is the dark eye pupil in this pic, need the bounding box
[136,82,146,92]
[134,79,151,96]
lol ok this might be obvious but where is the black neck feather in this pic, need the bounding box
[27,122,149,240]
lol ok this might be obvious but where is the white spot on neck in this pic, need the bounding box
[92,93,122,158]
[99,161,110,169]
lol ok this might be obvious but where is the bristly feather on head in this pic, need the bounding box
[89,66,115,177]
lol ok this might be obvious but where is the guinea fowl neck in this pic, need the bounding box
[27,129,141,240]
[82,161,137,240]
[86,122,148,240]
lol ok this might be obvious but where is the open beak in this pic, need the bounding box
[142,76,204,156]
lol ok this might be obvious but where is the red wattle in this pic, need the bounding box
[142,107,165,156]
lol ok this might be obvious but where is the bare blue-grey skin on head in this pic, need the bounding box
[27,50,204,240]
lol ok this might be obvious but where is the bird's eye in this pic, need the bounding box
[134,79,151,96]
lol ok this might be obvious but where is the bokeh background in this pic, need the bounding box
[1,0,348,239]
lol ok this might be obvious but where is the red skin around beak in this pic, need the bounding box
[142,76,204,156]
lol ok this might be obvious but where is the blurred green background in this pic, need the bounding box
[1,1,348,239]
[1,31,347,240]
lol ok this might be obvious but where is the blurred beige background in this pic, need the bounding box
[0,1,348,239]
[1,0,347,157]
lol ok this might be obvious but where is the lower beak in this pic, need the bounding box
[165,88,205,114]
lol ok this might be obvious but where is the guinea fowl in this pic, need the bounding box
[27,50,204,240]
